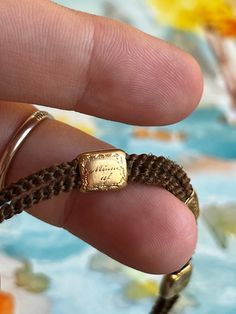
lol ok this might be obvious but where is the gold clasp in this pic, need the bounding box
[159,261,192,299]
[185,190,200,219]
[78,149,128,192]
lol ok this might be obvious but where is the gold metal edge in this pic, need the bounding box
[160,262,193,299]
[185,190,200,219]
[78,149,127,192]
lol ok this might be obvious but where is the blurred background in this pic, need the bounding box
[1,1,236,313]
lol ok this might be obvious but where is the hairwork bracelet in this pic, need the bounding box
[0,148,199,314]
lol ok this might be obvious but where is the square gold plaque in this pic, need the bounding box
[78,149,128,192]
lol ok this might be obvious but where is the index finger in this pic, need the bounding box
[0,0,203,125]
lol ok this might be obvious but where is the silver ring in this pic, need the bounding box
[0,110,54,188]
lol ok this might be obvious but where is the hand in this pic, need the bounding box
[0,0,203,274]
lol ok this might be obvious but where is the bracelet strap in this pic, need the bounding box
[0,153,198,221]
[0,158,81,221]
[150,295,179,314]
[0,149,199,314]
[127,153,193,202]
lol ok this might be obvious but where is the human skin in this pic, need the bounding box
[0,0,203,274]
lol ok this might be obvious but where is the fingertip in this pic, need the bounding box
[152,195,198,274]
[143,41,204,126]
[171,50,204,124]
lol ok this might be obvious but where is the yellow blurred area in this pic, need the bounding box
[124,279,159,301]
[148,0,236,36]
[55,114,95,136]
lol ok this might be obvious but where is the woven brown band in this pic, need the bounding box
[150,295,180,314]
[0,153,194,222]
[0,150,199,314]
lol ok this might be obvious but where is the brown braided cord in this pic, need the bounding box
[150,295,180,314]
[127,154,193,202]
[0,153,193,223]
[0,158,81,222]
